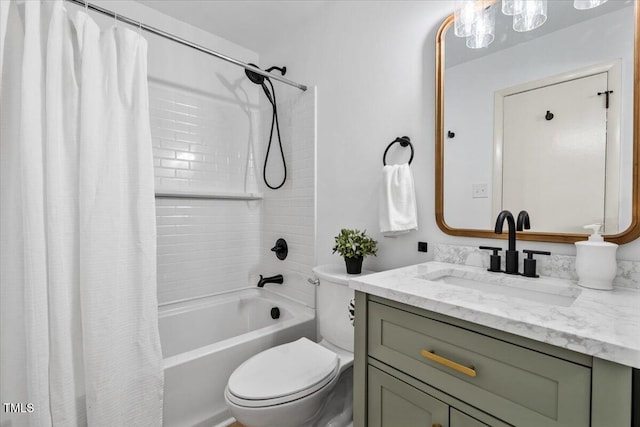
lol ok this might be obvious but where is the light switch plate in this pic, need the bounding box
[472,183,488,198]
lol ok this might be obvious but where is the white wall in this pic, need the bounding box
[260,0,640,267]
[444,7,634,231]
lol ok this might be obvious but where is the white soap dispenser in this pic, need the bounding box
[575,224,618,290]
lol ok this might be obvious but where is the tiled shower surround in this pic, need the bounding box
[151,80,316,306]
[155,199,261,304]
[149,80,260,195]
[259,90,317,307]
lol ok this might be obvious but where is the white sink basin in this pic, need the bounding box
[419,268,581,307]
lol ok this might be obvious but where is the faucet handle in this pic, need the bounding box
[479,246,502,273]
[270,238,288,260]
[523,249,551,257]
[479,246,502,255]
[522,250,550,278]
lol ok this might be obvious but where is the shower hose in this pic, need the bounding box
[262,78,286,190]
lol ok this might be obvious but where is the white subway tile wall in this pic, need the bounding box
[151,81,263,304]
[151,81,316,306]
[150,80,260,195]
[156,198,261,304]
[259,89,317,308]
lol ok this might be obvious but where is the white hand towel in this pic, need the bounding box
[379,163,418,237]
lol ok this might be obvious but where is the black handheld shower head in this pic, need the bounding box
[244,71,270,104]
[243,63,289,190]
[244,64,287,85]
[245,63,265,85]
[245,64,280,104]
[260,83,274,105]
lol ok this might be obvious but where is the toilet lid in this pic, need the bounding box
[227,337,339,401]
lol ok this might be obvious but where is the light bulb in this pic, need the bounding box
[467,2,496,49]
[513,0,547,32]
[502,0,524,16]
[574,0,608,10]
[454,0,478,37]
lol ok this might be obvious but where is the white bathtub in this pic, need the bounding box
[159,288,315,427]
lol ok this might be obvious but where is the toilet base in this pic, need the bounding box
[313,366,353,427]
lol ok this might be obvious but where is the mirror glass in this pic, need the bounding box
[442,0,635,236]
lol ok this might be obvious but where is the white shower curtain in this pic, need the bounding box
[0,1,163,426]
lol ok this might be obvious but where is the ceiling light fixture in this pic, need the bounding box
[501,0,524,16]
[453,0,609,49]
[574,0,608,10]
[454,0,479,37]
[513,0,547,32]
[467,2,496,49]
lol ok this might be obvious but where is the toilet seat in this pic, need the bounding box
[226,338,340,408]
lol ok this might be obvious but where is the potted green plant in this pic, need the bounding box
[332,228,378,274]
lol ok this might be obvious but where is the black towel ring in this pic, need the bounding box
[383,136,414,166]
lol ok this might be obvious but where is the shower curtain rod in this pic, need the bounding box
[65,0,308,91]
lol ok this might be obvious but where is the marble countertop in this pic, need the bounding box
[349,261,640,369]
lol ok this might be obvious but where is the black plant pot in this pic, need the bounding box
[345,256,364,274]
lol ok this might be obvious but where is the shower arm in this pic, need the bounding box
[65,0,307,91]
[265,66,287,75]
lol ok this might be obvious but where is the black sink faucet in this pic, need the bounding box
[494,210,519,274]
[257,274,284,288]
[516,210,530,232]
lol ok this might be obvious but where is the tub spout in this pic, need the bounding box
[257,274,284,288]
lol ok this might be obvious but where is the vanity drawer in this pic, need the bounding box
[368,301,591,427]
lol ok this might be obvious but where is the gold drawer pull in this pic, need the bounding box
[433,424,442,427]
[420,349,477,378]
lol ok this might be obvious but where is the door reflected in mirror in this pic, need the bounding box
[495,63,621,234]
[437,0,638,242]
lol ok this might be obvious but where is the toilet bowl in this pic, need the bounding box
[225,265,370,427]
[224,338,352,427]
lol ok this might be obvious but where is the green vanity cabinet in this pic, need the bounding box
[450,408,492,427]
[368,365,448,427]
[354,292,633,427]
[368,364,509,427]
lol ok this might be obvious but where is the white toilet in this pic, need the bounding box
[224,264,370,427]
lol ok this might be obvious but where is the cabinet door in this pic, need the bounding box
[368,365,449,427]
[450,408,488,427]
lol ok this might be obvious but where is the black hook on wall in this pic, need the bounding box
[597,90,613,109]
[447,130,455,138]
[545,110,554,121]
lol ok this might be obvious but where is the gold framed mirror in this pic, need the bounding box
[435,1,639,244]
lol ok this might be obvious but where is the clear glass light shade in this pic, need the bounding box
[573,0,608,10]
[502,0,524,16]
[454,0,478,37]
[466,3,496,49]
[513,0,547,32]
[466,31,495,49]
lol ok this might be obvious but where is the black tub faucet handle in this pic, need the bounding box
[270,238,288,260]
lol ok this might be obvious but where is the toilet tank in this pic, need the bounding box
[312,264,373,353]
